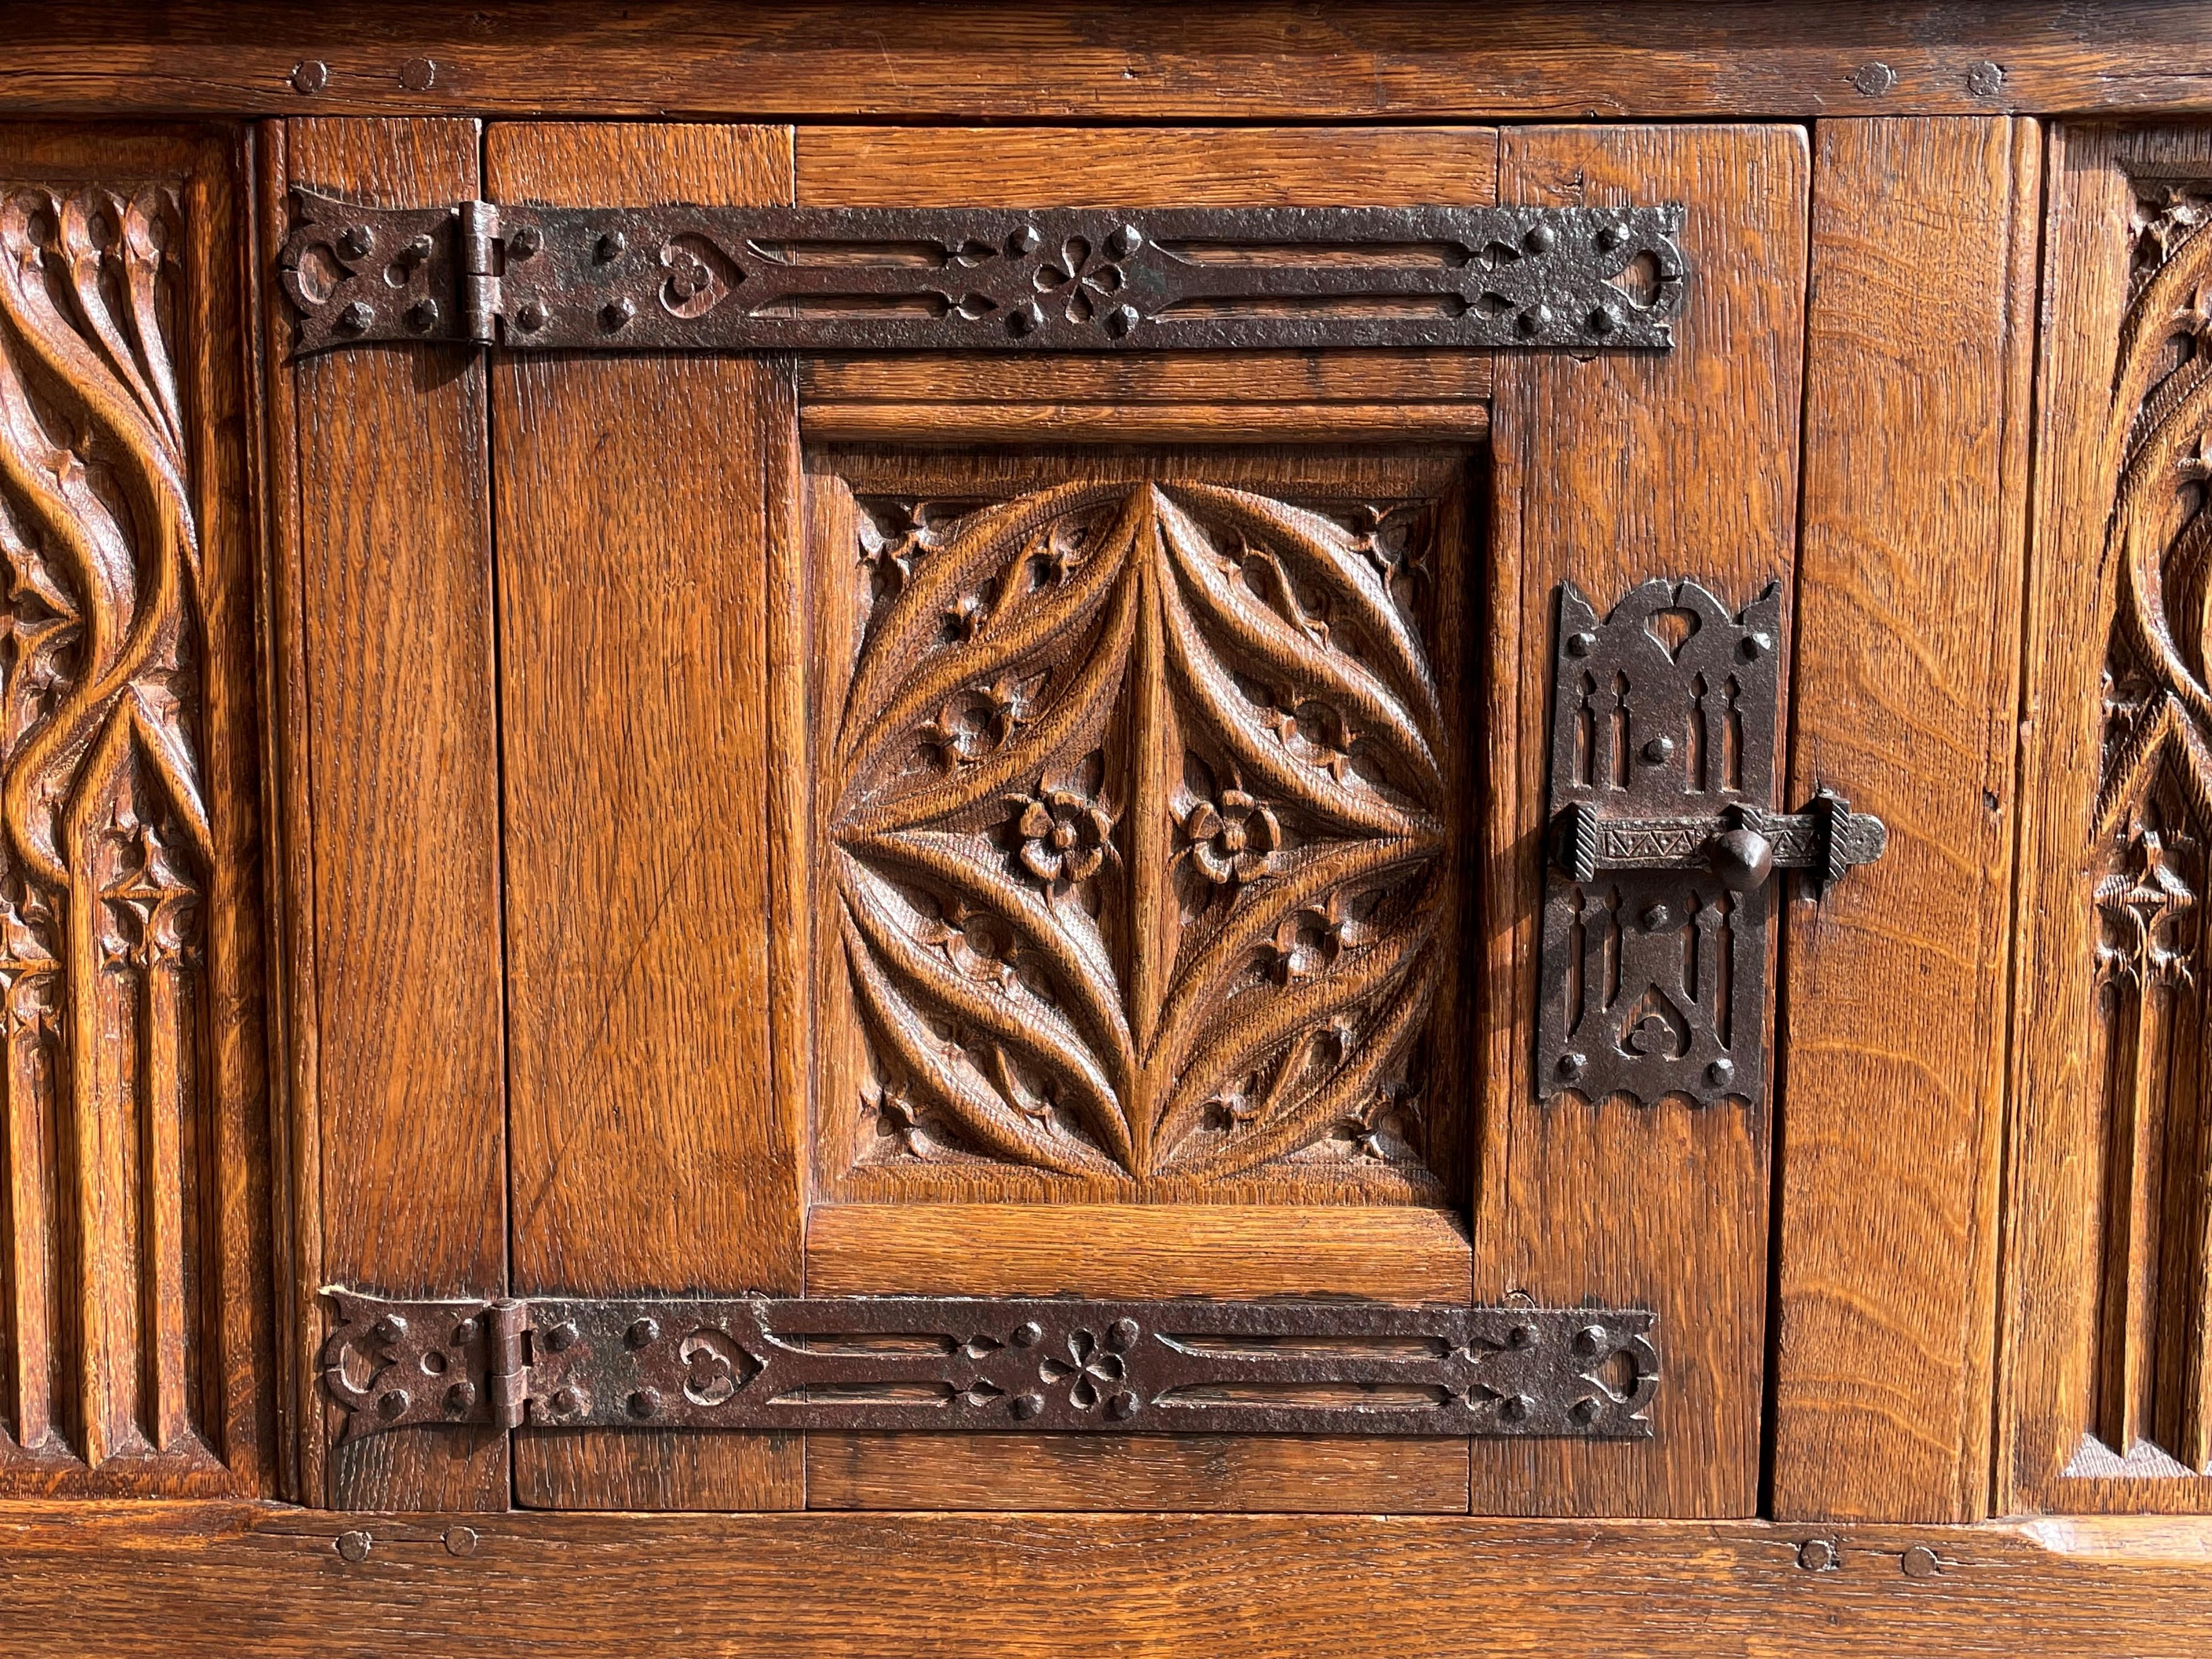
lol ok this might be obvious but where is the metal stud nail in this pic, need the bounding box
[1008,300,1044,337]
[444,1380,476,1414]
[1501,1392,1534,1422]
[1507,1323,1538,1349]
[626,1317,661,1348]
[1586,303,1621,338]
[1556,1051,1586,1082]
[290,60,329,94]
[601,297,635,331]
[335,1530,372,1562]
[452,1318,479,1345]
[1852,61,1898,97]
[1740,631,1771,660]
[338,225,374,260]
[627,1388,662,1420]
[1105,303,1140,338]
[406,299,440,334]
[1106,1318,1140,1352]
[1798,1539,1838,1572]
[400,56,437,92]
[506,224,542,260]
[1966,60,2004,98]
[1569,1396,1599,1424]
[515,299,550,333]
[553,1387,582,1415]
[1105,223,1144,259]
[444,1526,478,1558]
[370,1314,408,1345]
[1641,904,1671,931]
[1106,1392,1138,1420]
[596,230,628,262]
[1523,222,1558,254]
[376,1388,409,1419]
[1009,224,1042,255]
[1901,1545,1941,1579]
[1564,628,1596,656]
[1641,735,1675,764]
[1573,1324,1609,1357]
[1707,1058,1736,1088]
[403,232,435,262]
[542,1319,578,1353]
[1517,302,1553,338]
[1011,1320,1044,1348]
[1010,1392,1044,1421]
[1596,222,1628,252]
[336,300,374,335]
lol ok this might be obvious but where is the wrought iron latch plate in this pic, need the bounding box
[1538,580,1887,1106]
[322,1290,1659,1442]
[277,193,1686,355]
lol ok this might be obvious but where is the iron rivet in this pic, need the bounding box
[543,1319,578,1353]
[404,233,435,261]
[1853,60,1898,97]
[1008,301,1044,337]
[1105,303,1140,338]
[1106,1392,1138,1420]
[507,224,542,260]
[601,297,635,331]
[336,300,374,335]
[406,299,440,333]
[1556,1051,1586,1082]
[290,60,329,94]
[1966,60,2004,98]
[1011,1320,1044,1347]
[596,230,628,262]
[1901,1545,1941,1579]
[370,1314,408,1345]
[1569,1396,1600,1424]
[1106,1317,1140,1352]
[1707,1058,1737,1087]
[1523,223,1558,255]
[1573,1324,1609,1357]
[1517,302,1553,338]
[1798,1539,1838,1572]
[1010,1392,1044,1421]
[1009,224,1043,255]
[338,224,374,260]
[400,56,437,92]
[1563,628,1596,656]
[516,299,550,333]
[444,1526,478,1558]
[334,1530,372,1562]
[1641,735,1675,764]
[444,1380,476,1414]
[1105,223,1144,258]
[1508,1323,1538,1349]
[1586,303,1620,338]
[375,1389,409,1420]
[553,1387,582,1415]
[452,1318,479,1345]
[1501,1392,1534,1422]
[1642,904,1671,931]
[1740,631,1771,659]
[626,1317,661,1349]
[1596,222,1628,252]
[627,1388,662,1420]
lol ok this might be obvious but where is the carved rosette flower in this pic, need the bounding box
[1268,891,1366,985]
[1009,786,1116,893]
[1033,235,1125,326]
[1038,1327,1130,1413]
[919,675,1033,768]
[1180,779,1280,887]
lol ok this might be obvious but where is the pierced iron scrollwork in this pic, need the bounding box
[1536,580,1887,1107]
[321,1289,1659,1441]
[277,193,1687,355]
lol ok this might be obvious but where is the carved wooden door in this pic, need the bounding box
[277,116,1826,1517]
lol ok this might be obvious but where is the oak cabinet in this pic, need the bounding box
[5,6,2212,1654]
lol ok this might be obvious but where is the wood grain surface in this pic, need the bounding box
[487,121,803,1513]
[10,3,2212,120]
[1472,123,1810,1520]
[285,117,508,1513]
[1768,117,2037,1525]
[8,1501,2212,1657]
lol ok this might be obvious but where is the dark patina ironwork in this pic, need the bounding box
[277,192,1686,355]
[1537,580,1887,1107]
[321,1289,1659,1442]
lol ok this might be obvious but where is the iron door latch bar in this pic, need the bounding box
[277,192,1687,356]
[1538,580,1887,1107]
[321,1289,1659,1442]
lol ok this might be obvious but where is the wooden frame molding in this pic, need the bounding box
[4,1502,2212,1658]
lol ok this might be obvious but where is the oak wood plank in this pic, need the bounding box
[12,3,2212,120]
[1472,123,1810,1519]
[806,1204,1474,1300]
[287,116,507,1512]
[1768,116,2036,1524]
[10,1501,2212,1657]
[799,403,1490,446]
[486,121,803,1513]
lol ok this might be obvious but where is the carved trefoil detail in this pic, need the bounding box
[821,476,1462,1197]
[2073,175,2212,1477]
[0,182,217,1481]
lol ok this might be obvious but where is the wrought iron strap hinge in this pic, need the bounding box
[277,192,1687,355]
[1538,580,1888,1107]
[321,1289,1659,1442]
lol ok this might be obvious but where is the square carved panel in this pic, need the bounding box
[806,446,1474,1205]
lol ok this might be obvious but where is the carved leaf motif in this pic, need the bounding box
[831,476,1454,1186]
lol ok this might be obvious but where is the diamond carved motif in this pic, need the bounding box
[823,473,1463,1195]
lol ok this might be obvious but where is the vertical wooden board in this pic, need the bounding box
[288,117,507,1511]
[488,121,803,1512]
[1473,125,1810,1518]
[1769,117,2035,1525]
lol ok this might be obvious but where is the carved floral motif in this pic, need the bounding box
[831,480,1452,1188]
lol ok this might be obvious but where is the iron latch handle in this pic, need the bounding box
[1552,788,1887,896]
